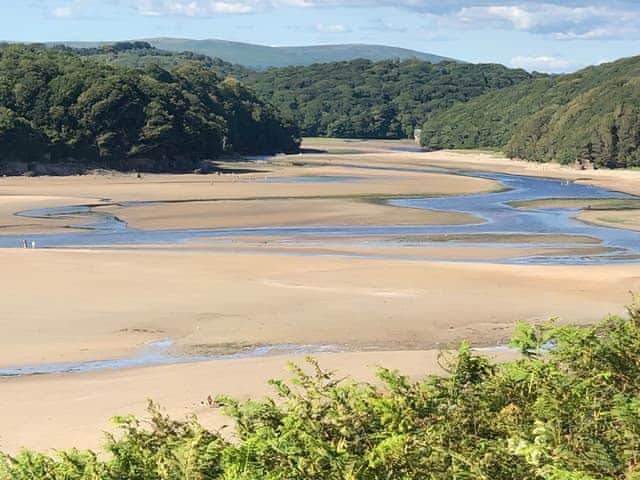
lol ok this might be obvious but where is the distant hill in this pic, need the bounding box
[421,56,640,168]
[50,38,458,69]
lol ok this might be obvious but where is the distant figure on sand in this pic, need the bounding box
[23,239,28,249]
[31,240,36,249]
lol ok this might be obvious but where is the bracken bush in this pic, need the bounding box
[2,298,640,479]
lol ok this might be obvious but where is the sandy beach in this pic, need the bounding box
[0,349,520,454]
[1,248,637,369]
[1,138,639,453]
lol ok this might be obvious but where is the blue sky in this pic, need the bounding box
[2,1,639,72]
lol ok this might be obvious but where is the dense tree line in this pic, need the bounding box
[421,56,640,168]
[0,45,299,173]
[55,42,250,79]
[3,300,640,478]
[66,46,534,141]
[241,59,534,138]
[5,41,636,172]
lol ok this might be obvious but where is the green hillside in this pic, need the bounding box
[421,56,640,168]
[242,59,534,138]
[55,43,531,140]
[50,38,457,69]
[0,44,299,174]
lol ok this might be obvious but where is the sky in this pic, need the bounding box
[2,0,639,72]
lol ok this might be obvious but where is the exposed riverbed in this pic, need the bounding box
[3,168,639,265]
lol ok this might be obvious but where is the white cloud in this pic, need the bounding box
[316,23,350,32]
[211,2,255,13]
[450,3,639,39]
[511,55,576,72]
[137,0,256,16]
[456,5,537,29]
[52,6,75,17]
[49,0,90,18]
[361,19,407,33]
[37,0,640,39]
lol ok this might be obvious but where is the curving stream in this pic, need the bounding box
[2,166,640,375]
[2,168,639,264]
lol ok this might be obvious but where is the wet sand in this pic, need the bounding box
[0,163,496,235]
[509,198,640,232]
[577,209,640,232]
[175,234,612,260]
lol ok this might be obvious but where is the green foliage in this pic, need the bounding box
[3,298,640,478]
[241,59,534,138]
[73,46,531,141]
[0,107,48,162]
[421,56,640,169]
[0,44,299,172]
[54,42,249,79]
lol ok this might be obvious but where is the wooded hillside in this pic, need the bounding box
[421,56,640,168]
[242,59,534,139]
[0,45,299,174]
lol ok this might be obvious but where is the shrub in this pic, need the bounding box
[3,299,640,479]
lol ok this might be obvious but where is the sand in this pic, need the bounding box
[0,163,496,235]
[577,209,640,232]
[1,138,639,454]
[0,348,514,454]
[172,234,611,260]
[100,197,478,230]
[0,248,638,370]
[300,139,640,196]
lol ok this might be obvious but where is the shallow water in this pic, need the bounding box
[2,169,640,264]
[0,340,341,377]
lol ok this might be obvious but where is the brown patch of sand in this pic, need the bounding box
[577,209,640,232]
[169,235,609,260]
[102,197,478,230]
[0,163,497,233]
[0,249,637,369]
